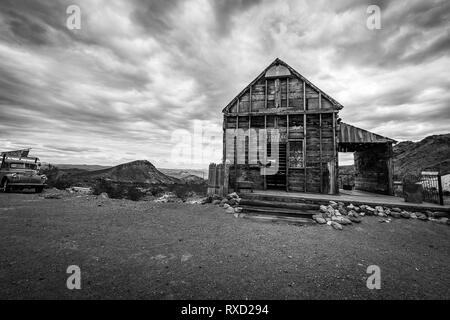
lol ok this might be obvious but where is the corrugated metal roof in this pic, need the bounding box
[338,123,396,144]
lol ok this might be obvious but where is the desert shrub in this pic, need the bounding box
[166,182,207,200]
[92,179,146,201]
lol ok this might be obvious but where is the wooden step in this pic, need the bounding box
[239,199,319,210]
[240,193,318,204]
[242,213,315,226]
[240,205,316,218]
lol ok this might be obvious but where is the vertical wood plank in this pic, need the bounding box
[235,116,239,192]
[303,81,307,192]
[264,115,267,190]
[319,93,323,193]
[249,85,252,112]
[286,114,289,192]
[265,80,268,109]
[332,112,338,194]
[286,78,289,108]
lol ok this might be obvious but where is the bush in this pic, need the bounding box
[92,179,146,201]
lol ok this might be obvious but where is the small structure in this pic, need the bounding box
[212,58,396,196]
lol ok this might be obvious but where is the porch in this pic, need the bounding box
[241,189,450,213]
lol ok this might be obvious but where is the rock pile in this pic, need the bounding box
[203,192,244,217]
[313,200,450,230]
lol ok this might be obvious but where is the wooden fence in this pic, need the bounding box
[207,163,230,197]
[420,171,444,205]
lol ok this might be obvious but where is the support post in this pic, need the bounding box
[303,81,307,192]
[319,93,323,193]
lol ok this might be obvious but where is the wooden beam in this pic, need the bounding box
[319,93,323,193]
[226,110,336,117]
[286,114,289,192]
[265,80,268,109]
[249,85,252,112]
[223,115,227,164]
[303,81,307,192]
[235,115,239,192]
[248,115,251,165]
[264,114,267,190]
[332,112,337,194]
[286,78,289,108]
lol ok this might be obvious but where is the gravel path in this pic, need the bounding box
[0,192,449,299]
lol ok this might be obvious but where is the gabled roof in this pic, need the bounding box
[339,122,396,144]
[222,58,344,113]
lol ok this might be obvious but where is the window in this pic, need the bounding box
[289,141,304,168]
[10,163,25,169]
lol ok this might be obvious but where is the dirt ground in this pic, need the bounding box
[0,191,449,300]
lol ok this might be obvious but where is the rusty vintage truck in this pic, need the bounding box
[0,149,47,193]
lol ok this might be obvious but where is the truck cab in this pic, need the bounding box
[0,153,47,193]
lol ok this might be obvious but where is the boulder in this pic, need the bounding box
[314,216,327,224]
[332,216,351,224]
[234,207,243,213]
[340,217,353,225]
[225,207,235,214]
[228,198,237,206]
[338,206,347,216]
[430,212,449,219]
[99,192,109,200]
[347,204,355,210]
[201,197,212,204]
[410,212,417,219]
[212,199,221,205]
[400,211,411,219]
[365,206,376,215]
[220,199,229,207]
[347,210,357,217]
[392,207,402,213]
[319,205,328,213]
[329,201,338,208]
[375,206,384,213]
[416,213,428,221]
[348,216,362,223]
[437,217,449,225]
[228,192,239,199]
[223,203,230,209]
[331,221,343,230]
[391,211,401,219]
[334,209,342,216]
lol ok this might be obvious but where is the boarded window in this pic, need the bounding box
[289,141,304,168]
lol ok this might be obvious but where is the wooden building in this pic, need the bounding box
[220,58,396,195]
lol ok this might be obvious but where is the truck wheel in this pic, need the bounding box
[2,179,11,193]
[35,186,44,193]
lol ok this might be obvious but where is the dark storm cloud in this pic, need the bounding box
[211,0,264,36]
[131,0,180,34]
[329,0,450,69]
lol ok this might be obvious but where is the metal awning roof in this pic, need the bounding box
[338,123,396,144]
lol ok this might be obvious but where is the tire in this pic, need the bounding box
[35,186,44,193]
[2,179,11,193]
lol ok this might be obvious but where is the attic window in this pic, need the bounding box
[265,64,291,78]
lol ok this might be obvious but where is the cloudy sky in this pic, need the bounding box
[0,0,449,168]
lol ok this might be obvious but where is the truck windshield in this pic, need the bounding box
[10,163,37,169]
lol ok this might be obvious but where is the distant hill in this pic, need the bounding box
[393,134,450,177]
[76,160,180,184]
[179,174,206,184]
[159,168,208,179]
[53,164,112,171]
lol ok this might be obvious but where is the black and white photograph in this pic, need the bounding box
[0,0,449,307]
